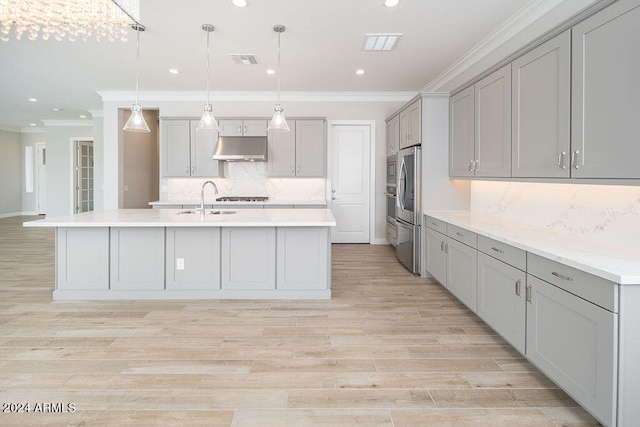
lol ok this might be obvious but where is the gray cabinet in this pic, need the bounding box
[477,252,526,354]
[268,119,325,177]
[512,30,571,178]
[165,227,220,290]
[571,0,640,178]
[161,119,219,177]
[526,273,617,427]
[56,228,109,290]
[221,227,276,290]
[277,227,330,290]
[386,114,399,155]
[218,119,267,136]
[474,64,512,177]
[449,86,475,177]
[446,236,477,313]
[110,228,165,290]
[425,227,447,285]
[399,99,421,149]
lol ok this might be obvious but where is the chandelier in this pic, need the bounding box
[0,0,141,42]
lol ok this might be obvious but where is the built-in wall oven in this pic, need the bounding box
[396,145,421,274]
[385,184,397,246]
[387,155,397,185]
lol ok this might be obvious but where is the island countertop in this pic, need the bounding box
[24,208,336,228]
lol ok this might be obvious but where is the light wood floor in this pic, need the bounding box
[0,216,600,426]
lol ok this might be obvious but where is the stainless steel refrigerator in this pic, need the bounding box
[396,145,421,274]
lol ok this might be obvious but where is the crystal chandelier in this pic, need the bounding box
[0,0,141,42]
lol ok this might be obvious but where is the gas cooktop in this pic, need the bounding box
[216,196,269,202]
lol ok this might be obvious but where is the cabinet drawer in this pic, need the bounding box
[478,235,526,271]
[446,224,477,248]
[527,253,618,313]
[425,215,446,233]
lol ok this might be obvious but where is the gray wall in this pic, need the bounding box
[0,129,22,217]
[21,131,46,215]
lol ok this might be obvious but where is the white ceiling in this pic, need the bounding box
[0,0,551,129]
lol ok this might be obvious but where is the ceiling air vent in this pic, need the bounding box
[362,33,402,51]
[230,54,258,65]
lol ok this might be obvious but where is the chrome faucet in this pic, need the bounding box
[199,180,219,215]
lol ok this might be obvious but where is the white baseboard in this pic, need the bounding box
[22,211,37,216]
[0,212,22,219]
[371,238,391,245]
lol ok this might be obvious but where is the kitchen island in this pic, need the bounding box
[25,208,336,300]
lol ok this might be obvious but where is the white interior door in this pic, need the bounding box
[329,124,371,243]
[36,143,46,215]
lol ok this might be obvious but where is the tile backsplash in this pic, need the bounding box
[471,181,640,250]
[164,162,326,201]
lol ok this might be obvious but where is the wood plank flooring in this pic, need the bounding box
[0,216,600,426]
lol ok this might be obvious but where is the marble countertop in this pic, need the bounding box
[425,210,640,285]
[149,199,327,206]
[24,208,336,228]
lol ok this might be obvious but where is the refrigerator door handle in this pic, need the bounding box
[398,157,407,212]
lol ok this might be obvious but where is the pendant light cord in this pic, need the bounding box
[206,29,211,106]
[276,30,281,105]
[135,27,140,106]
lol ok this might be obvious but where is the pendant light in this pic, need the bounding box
[123,24,150,133]
[198,24,219,131]
[268,24,289,133]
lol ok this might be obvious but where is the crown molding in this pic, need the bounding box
[97,91,417,103]
[20,127,46,133]
[88,109,103,118]
[421,0,568,92]
[40,120,93,127]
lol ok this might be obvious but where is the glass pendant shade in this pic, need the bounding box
[268,104,289,132]
[123,103,150,132]
[198,104,219,131]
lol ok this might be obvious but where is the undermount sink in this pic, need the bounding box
[177,210,238,215]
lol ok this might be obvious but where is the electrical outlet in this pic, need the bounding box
[176,258,185,270]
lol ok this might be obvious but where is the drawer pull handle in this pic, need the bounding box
[526,285,532,303]
[431,222,437,227]
[456,232,464,237]
[491,246,504,254]
[440,241,444,251]
[552,271,573,281]
[515,279,522,297]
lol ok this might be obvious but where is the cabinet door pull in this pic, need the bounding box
[456,232,464,238]
[468,161,473,172]
[526,285,532,303]
[444,243,449,254]
[552,271,573,281]
[185,166,189,174]
[571,150,580,170]
[558,152,567,170]
[191,166,195,173]
[297,167,300,174]
[515,279,522,297]
[440,241,444,251]
[491,246,504,254]
[474,160,479,172]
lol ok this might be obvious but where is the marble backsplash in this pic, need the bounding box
[163,162,326,201]
[471,181,640,250]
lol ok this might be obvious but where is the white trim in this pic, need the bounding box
[53,289,331,300]
[421,0,570,92]
[70,138,94,215]
[98,90,416,103]
[35,142,46,215]
[371,237,390,245]
[21,211,37,216]
[41,120,93,127]
[0,212,23,219]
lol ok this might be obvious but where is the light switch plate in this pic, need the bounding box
[176,258,185,270]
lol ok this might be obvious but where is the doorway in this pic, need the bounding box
[73,140,94,214]
[35,143,46,215]
[328,122,373,243]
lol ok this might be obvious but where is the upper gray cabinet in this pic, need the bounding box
[450,86,475,177]
[386,114,399,155]
[268,119,325,177]
[218,119,267,137]
[399,99,421,150]
[571,0,640,179]
[161,119,219,178]
[450,65,511,178]
[512,30,571,178]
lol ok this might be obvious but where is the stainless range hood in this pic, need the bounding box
[212,136,268,161]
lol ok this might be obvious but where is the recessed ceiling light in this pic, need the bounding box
[169,68,180,74]
[30,123,37,126]
[230,54,257,65]
[232,0,248,7]
[384,0,400,7]
[356,69,365,75]
[28,98,38,102]
[362,33,402,51]
[266,69,275,75]
[53,107,63,112]
[79,114,87,119]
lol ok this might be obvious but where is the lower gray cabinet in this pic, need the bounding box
[477,252,526,353]
[526,274,617,427]
[221,227,276,290]
[446,238,477,312]
[166,228,220,290]
[425,227,447,285]
[277,227,329,290]
[110,228,165,290]
[56,228,109,290]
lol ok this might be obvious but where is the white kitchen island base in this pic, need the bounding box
[27,209,335,300]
